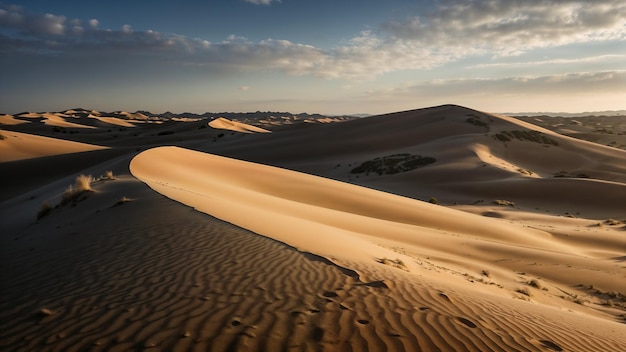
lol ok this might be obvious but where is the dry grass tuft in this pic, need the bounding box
[75,174,93,192]
[61,175,93,206]
[104,170,115,180]
[114,196,133,207]
[39,308,54,316]
[493,199,515,207]
[377,257,408,271]
[37,201,52,219]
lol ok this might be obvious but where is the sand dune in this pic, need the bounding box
[0,114,30,125]
[0,130,108,162]
[88,114,137,128]
[1,104,625,351]
[129,146,626,351]
[209,117,271,133]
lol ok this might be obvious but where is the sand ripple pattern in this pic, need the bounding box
[2,178,625,351]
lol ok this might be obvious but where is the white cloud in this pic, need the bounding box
[383,0,626,56]
[245,0,279,5]
[371,71,626,98]
[1,3,624,81]
[238,86,250,91]
[467,54,626,69]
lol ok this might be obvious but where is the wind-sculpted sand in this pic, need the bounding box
[1,104,625,351]
[209,117,271,133]
[0,130,108,162]
[129,146,626,351]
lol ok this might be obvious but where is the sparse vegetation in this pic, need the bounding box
[428,197,439,205]
[465,117,490,129]
[39,308,54,316]
[481,270,491,277]
[492,130,559,146]
[554,171,590,178]
[516,168,534,176]
[528,279,542,289]
[493,199,515,207]
[61,174,94,206]
[377,258,408,271]
[604,218,623,226]
[516,288,532,297]
[37,201,52,219]
[104,170,115,180]
[0,132,6,140]
[351,154,436,175]
[114,196,132,207]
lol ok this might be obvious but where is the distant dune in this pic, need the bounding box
[1,104,624,351]
[0,130,108,162]
[208,117,271,133]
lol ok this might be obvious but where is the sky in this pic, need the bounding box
[1,0,625,115]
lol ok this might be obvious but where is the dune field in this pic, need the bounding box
[1,105,625,351]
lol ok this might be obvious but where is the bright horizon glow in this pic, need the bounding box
[1,0,625,115]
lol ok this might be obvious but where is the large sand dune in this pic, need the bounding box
[0,130,108,162]
[1,104,625,351]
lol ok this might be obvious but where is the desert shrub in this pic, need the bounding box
[75,174,93,192]
[114,196,132,207]
[465,117,489,129]
[37,201,52,219]
[376,258,407,270]
[39,308,54,316]
[493,130,558,146]
[516,288,532,297]
[351,154,436,175]
[61,174,93,205]
[0,132,5,140]
[481,270,491,277]
[428,197,439,205]
[493,199,515,207]
[103,170,115,180]
[528,279,542,289]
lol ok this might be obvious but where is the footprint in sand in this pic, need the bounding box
[439,292,451,302]
[540,340,563,351]
[457,317,477,328]
[322,291,339,298]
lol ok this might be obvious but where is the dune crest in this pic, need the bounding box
[0,130,108,162]
[130,147,591,272]
[209,117,271,133]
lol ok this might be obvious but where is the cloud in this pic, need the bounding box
[238,86,250,91]
[467,54,626,69]
[245,0,280,5]
[1,3,624,81]
[383,0,626,56]
[371,71,626,98]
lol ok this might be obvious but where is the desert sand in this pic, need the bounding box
[1,105,625,351]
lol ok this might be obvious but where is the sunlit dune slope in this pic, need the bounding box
[208,104,626,217]
[130,146,618,276]
[0,130,108,162]
[209,117,271,133]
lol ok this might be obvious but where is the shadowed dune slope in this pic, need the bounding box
[206,104,626,217]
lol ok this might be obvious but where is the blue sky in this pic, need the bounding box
[1,0,625,114]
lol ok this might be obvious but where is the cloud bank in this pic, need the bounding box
[2,1,624,81]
